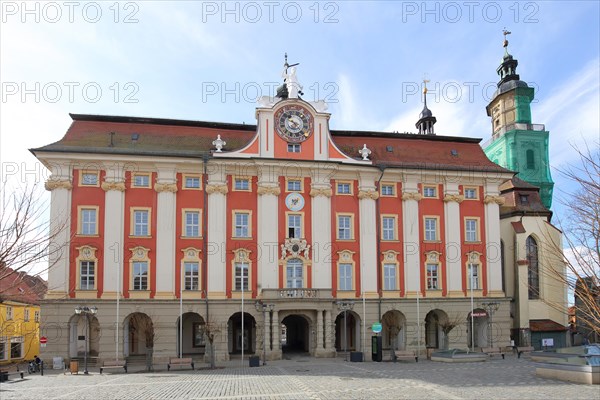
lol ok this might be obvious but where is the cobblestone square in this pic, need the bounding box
[1,356,597,399]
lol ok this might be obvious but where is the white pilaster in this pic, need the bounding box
[402,176,421,296]
[310,165,332,289]
[358,172,379,296]
[316,309,324,354]
[443,182,463,296]
[257,165,280,291]
[207,163,228,298]
[484,181,504,296]
[154,165,178,299]
[324,309,333,350]
[101,163,126,299]
[44,162,73,298]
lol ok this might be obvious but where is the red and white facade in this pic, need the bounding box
[35,96,516,362]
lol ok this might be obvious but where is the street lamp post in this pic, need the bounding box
[481,302,500,347]
[74,306,98,375]
[336,301,354,361]
[255,301,275,366]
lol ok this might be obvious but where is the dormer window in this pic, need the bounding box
[519,194,529,205]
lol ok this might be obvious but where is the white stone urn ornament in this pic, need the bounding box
[212,135,226,152]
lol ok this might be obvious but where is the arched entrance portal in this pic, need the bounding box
[425,309,448,349]
[68,314,100,358]
[281,315,310,354]
[467,309,488,349]
[176,313,205,356]
[228,312,256,354]
[381,310,406,351]
[124,312,154,357]
[335,311,360,352]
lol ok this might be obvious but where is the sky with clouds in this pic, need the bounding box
[1,0,599,228]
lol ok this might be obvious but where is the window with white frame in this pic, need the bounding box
[184,176,201,189]
[286,258,303,288]
[467,263,480,290]
[133,174,150,187]
[287,179,301,192]
[234,212,250,238]
[464,187,477,199]
[338,215,352,240]
[234,262,249,291]
[34,311,39,323]
[24,309,30,322]
[80,208,97,235]
[133,210,149,236]
[234,178,250,191]
[10,338,23,359]
[184,211,200,237]
[287,214,302,238]
[381,184,394,196]
[184,262,199,290]
[382,216,396,240]
[383,263,397,291]
[427,264,439,290]
[288,143,301,153]
[424,217,438,241]
[338,263,352,291]
[80,260,95,290]
[133,261,149,290]
[81,172,98,186]
[423,186,437,198]
[465,219,478,242]
[337,182,351,194]
[6,306,13,320]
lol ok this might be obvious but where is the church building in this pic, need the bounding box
[33,39,567,364]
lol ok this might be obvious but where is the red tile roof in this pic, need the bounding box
[530,319,568,332]
[31,114,511,174]
[0,266,47,305]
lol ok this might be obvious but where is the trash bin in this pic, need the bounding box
[350,351,363,362]
[69,360,79,374]
[249,355,260,367]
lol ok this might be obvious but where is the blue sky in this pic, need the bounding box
[1,0,599,225]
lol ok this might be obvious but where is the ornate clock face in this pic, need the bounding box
[275,106,313,143]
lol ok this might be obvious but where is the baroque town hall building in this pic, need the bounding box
[34,41,567,364]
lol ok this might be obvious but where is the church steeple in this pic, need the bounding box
[416,79,436,135]
[483,31,554,209]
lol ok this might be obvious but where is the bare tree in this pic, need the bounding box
[128,312,155,371]
[439,314,463,350]
[203,320,222,369]
[0,184,67,296]
[543,142,600,341]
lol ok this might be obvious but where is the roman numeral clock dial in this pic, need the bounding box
[275,106,313,143]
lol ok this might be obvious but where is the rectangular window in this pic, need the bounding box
[10,340,22,359]
[34,311,40,323]
[464,188,477,199]
[338,263,352,291]
[383,264,397,291]
[234,262,249,291]
[287,214,302,239]
[133,261,148,290]
[234,178,250,191]
[133,210,149,236]
[424,217,438,241]
[24,309,30,322]
[184,211,200,237]
[286,261,303,288]
[193,323,205,347]
[81,208,97,235]
[133,174,150,188]
[337,182,351,195]
[234,212,250,238]
[184,176,201,189]
[423,186,437,198]
[184,262,199,290]
[382,216,396,240]
[465,219,478,242]
[427,264,439,290]
[287,143,301,153]
[81,172,98,186]
[338,215,352,240]
[80,261,95,290]
[467,263,479,290]
[6,306,12,320]
[0,342,6,361]
[381,184,394,196]
[287,179,302,192]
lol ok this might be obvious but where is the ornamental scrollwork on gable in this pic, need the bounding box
[401,191,422,201]
[443,194,464,203]
[257,184,281,196]
[206,183,228,195]
[309,187,333,198]
[154,182,178,193]
[280,238,310,260]
[101,181,126,192]
[45,179,73,191]
[357,189,379,200]
[483,195,505,205]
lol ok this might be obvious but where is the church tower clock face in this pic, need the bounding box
[275,105,313,143]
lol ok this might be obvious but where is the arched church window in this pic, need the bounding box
[526,236,539,299]
[526,149,535,169]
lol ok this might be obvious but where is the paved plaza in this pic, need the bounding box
[1,356,597,400]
